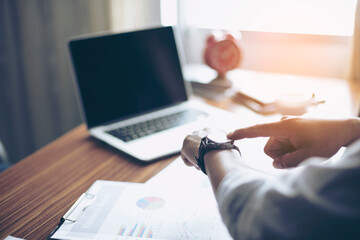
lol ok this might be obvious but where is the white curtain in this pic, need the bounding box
[0,0,163,163]
[110,0,161,31]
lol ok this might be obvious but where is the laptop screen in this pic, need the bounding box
[69,26,188,128]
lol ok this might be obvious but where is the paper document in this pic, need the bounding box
[146,157,212,188]
[52,178,232,240]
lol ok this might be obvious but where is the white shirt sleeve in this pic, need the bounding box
[216,139,360,240]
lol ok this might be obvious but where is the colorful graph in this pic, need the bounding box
[118,226,126,236]
[136,196,165,210]
[118,224,153,238]
[128,224,138,237]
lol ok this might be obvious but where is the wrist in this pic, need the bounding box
[204,149,243,174]
[196,136,240,174]
[203,149,244,191]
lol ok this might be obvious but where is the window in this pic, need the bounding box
[161,0,357,36]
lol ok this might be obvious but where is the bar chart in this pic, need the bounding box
[118,224,153,238]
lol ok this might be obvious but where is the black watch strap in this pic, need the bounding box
[196,136,240,175]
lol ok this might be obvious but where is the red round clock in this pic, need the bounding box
[204,32,243,79]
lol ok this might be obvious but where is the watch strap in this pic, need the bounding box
[196,136,240,175]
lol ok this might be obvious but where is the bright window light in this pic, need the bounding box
[161,0,178,26]
[161,0,358,36]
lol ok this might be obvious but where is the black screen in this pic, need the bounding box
[69,26,188,128]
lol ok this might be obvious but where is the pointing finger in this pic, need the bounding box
[227,121,289,140]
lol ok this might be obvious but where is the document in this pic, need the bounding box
[51,161,232,240]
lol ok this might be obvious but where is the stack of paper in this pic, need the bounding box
[51,159,232,240]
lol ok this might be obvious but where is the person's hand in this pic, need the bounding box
[227,117,360,169]
[181,128,228,170]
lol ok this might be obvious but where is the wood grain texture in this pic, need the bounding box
[0,124,175,239]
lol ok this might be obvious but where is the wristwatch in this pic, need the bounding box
[196,133,240,175]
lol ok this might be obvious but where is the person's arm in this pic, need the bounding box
[181,129,247,192]
[214,146,360,240]
[203,149,244,192]
[182,131,360,239]
[181,122,360,239]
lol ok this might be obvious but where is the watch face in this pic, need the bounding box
[207,131,233,144]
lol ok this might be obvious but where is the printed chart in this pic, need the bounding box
[118,224,153,238]
[136,197,165,210]
[52,176,232,240]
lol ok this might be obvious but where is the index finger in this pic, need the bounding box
[227,121,289,140]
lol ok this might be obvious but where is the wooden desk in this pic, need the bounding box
[0,70,358,239]
[0,125,176,239]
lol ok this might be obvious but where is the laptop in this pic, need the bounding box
[68,26,234,162]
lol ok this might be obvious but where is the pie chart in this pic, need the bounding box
[136,196,165,210]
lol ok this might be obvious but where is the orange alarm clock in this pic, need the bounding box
[204,31,243,87]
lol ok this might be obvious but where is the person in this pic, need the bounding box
[181,116,360,240]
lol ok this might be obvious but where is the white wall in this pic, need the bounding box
[182,28,353,79]
[109,1,353,79]
[110,0,162,32]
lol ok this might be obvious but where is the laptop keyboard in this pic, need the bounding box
[107,109,208,142]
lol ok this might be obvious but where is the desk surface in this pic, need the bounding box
[1,71,359,239]
[0,124,178,239]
